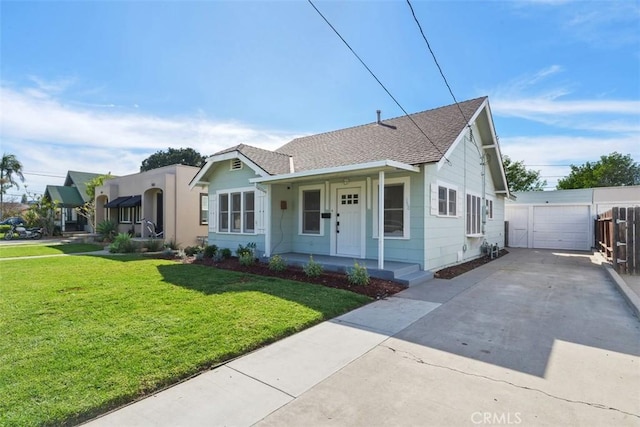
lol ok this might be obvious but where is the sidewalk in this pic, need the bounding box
[84,295,441,426]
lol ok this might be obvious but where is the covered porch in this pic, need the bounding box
[272,252,433,287]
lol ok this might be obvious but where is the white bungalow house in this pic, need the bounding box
[190,97,510,284]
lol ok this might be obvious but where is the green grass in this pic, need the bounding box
[0,255,370,426]
[0,243,104,258]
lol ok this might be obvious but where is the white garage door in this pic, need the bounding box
[532,205,591,250]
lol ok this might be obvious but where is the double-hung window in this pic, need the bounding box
[119,207,131,223]
[218,190,255,234]
[466,193,482,235]
[300,185,323,235]
[200,194,209,225]
[373,176,410,239]
[438,185,457,216]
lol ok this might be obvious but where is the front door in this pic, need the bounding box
[336,187,362,257]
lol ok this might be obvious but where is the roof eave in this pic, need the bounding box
[250,160,420,184]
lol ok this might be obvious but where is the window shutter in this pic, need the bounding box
[457,191,464,217]
[430,183,438,216]
[209,195,217,232]
[255,191,266,234]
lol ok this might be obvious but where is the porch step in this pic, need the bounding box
[60,233,98,244]
[395,270,434,287]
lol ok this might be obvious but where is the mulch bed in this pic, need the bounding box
[433,249,509,279]
[183,256,406,299]
[173,249,509,298]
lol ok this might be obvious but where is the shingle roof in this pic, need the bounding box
[65,171,103,202]
[44,185,85,208]
[276,97,486,172]
[215,144,291,175]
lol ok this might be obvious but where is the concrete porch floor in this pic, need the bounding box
[273,253,433,286]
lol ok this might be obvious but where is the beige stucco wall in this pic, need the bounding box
[96,164,208,246]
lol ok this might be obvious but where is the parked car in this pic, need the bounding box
[0,217,24,226]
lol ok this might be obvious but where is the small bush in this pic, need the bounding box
[203,244,218,259]
[236,242,257,258]
[239,252,255,267]
[164,239,179,250]
[143,239,163,252]
[96,220,117,242]
[184,246,202,257]
[347,261,370,286]
[268,255,287,272]
[221,248,232,259]
[109,233,135,253]
[0,225,10,233]
[303,255,323,278]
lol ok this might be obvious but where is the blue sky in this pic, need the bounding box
[1,0,638,198]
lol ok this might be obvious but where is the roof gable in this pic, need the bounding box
[276,97,486,171]
[64,171,103,202]
[45,185,85,207]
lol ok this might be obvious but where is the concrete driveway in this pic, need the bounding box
[258,248,640,426]
[87,248,640,426]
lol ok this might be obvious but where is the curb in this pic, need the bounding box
[602,262,640,320]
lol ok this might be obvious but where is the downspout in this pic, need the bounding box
[378,170,385,270]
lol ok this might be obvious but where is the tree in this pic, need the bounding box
[75,173,113,232]
[557,152,640,189]
[140,148,206,172]
[1,153,26,215]
[502,155,547,192]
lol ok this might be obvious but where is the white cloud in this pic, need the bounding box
[0,83,302,196]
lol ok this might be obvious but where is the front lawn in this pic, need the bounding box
[0,255,370,426]
[0,242,104,258]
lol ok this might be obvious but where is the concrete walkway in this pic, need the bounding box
[85,248,640,426]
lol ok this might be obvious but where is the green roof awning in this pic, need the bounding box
[44,186,85,208]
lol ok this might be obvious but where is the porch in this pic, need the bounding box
[274,252,433,287]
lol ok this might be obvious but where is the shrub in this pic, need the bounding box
[96,219,117,242]
[164,239,179,250]
[221,248,232,259]
[268,254,287,272]
[184,246,202,257]
[239,252,255,267]
[236,242,257,258]
[109,233,135,253]
[203,244,218,259]
[0,225,10,233]
[143,239,163,252]
[303,255,323,278]
[347,261,370,286]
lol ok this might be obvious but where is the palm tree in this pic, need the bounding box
[1,153,26,215]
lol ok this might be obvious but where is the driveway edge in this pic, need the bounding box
[602,263,640,319]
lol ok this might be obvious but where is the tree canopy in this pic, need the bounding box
[556,152,640,189]
[1,153,26,214]
[502,155,546,192]
[140,148,206,172]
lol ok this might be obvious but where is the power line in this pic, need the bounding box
[406,0,470,126]
[23,171,66,178]
[307,0,450,164]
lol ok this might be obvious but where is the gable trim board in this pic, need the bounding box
[199,97,509,274]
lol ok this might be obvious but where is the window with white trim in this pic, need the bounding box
[438,186,457,216]
[373,176,410,239]
[467,194,482,235]
[300,185,323,235]
[218,190,255,234]
[486,199,493,220]
[119,207,132,224]
[134,206,142,223]
[200,194,208,225]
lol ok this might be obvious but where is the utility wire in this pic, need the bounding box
[307,0,450,164]
[406,0,470,126]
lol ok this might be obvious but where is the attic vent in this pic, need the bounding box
[230,159,243,170]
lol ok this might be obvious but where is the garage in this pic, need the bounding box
[506,204,592,251]
[532,205,591,250]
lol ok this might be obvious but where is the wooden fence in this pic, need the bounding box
[597,207,640,275]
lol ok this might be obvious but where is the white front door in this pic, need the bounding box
[336,187,362,257]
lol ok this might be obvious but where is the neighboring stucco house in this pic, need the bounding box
[190,97,510,278]
[95,164,208,246]
[44,170,103,232]
[505,185,640,250]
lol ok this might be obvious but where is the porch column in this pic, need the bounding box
[378,170,385,270]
